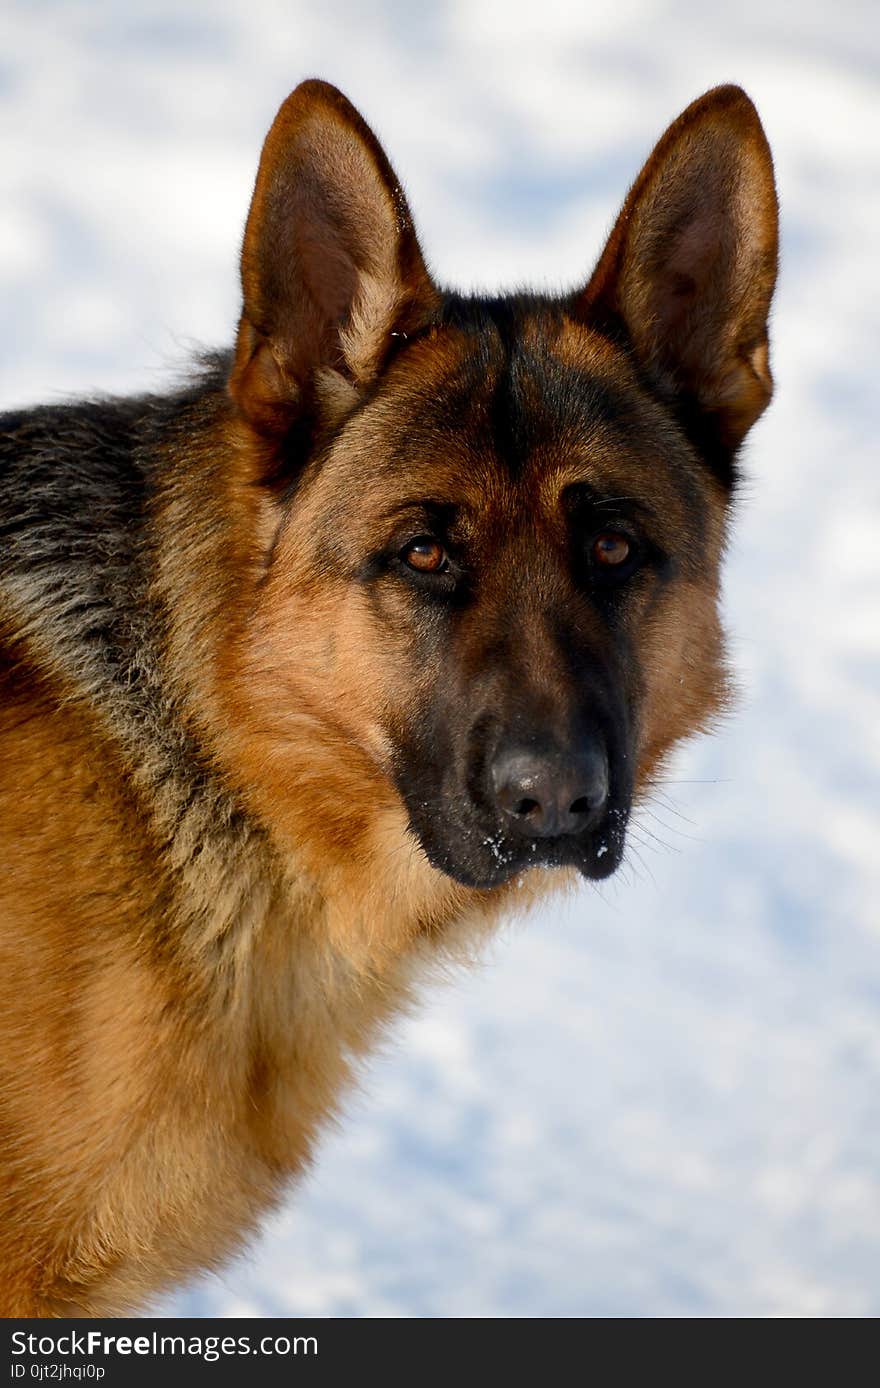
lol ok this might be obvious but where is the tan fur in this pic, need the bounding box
[0,646,525,1315]
[0,80,777,1315]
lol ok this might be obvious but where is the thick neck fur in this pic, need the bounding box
[0,363,541,1313]
[0,359,526,1101]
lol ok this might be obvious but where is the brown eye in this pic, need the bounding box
[592,531,631,567]
[402,537,448,574]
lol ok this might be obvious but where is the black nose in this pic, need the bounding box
[489,739,609,839]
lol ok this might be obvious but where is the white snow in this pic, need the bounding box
[2,0,878,1319]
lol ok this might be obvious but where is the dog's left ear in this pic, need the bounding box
[230,80,439,436]
[578,85,778,468]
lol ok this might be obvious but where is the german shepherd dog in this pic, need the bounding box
[0,80,777,1315]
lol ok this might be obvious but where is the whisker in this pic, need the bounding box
[622,841,656,889]
[641,786,698,827]
[637,806,702,845]
[629,820,681,855]
[650,778,731,786]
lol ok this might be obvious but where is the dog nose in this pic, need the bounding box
[489,740,609,839]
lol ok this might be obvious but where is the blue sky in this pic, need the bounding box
[2,0,879,1317]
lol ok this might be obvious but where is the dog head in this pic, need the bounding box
[222,81,777,894]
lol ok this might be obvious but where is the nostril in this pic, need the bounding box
[489,739,609,840]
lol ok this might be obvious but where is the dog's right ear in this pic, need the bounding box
[229,81,438,437]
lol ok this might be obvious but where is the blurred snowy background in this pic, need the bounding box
[2,0,879,1318]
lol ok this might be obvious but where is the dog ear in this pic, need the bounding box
[229,80,439,435]
[578,85,778,467]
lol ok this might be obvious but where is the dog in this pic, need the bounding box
[0,79,778,1315]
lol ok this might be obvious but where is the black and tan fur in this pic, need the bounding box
[0,80,778,1314]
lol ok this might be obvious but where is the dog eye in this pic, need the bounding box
[401,537,449,574]
[591,531,632,568]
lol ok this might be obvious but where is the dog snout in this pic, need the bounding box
[489,738,609,839]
